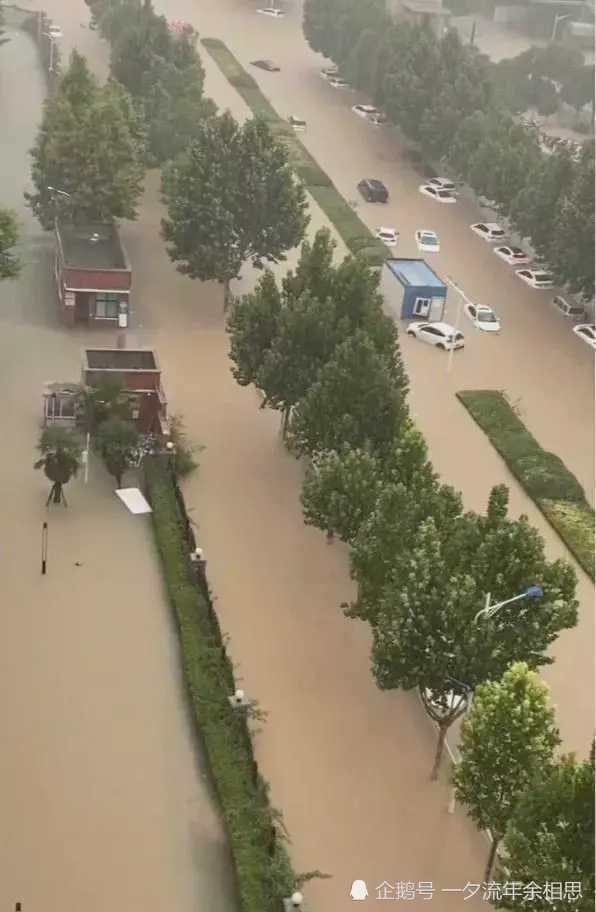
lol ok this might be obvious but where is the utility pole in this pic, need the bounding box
[41,521,48,575]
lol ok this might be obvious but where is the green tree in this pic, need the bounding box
[561,64,595,117]
[303,0,346,60]
[501,755,595,911]
[0,2,10,47]
[34,427,83,505]
[110,0,173,97]
[547,143,595,297]
[227,270,283,389]
[289,331,407,458]
[95,417,139,487]
[510,148,575,256]
[301,424,429,543]
[0,208,20,279]
[26,52,146,229]
[454,663,560,881]
[161,112,308,305]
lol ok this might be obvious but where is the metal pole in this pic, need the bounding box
[41,521,48,575]
[84,431,90,484]
[49,36,54,72]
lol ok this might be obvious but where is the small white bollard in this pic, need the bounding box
[283,892,305,911]
[228,688,250,711]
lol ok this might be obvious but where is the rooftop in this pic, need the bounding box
[386,258,446,289]
[84,349,159,371]
[58,222,128,271]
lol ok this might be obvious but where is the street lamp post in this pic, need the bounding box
[474,585,544,624]
[551,13,571,42]
[445,276,470,374]
[42,32,55,71]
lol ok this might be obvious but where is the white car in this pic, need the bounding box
[406,321,465,351]
[428,177,456,193]
[370,113,389,126]
[419,184,456,204]
[288,115,306,132]
[470,222,508,242]
[515,268,555,289]
[464,303,501,332]
[572,323,596,349]
[257,7,285,17]
[320,66,339,79]
[375,227,399,247]
[352,104,379,119]
[327,76,351,89]
[47,23,63,38]
[415,229,440,253]
[494,245,530,265]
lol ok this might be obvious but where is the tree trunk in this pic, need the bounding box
[222,278,232,312]
[430,722,448,781]
[485,836,500,882]
[281,406,290,437]
[116,473,122,488]
[52,482,62,504]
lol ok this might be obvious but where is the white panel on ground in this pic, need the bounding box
[115,487,152,514]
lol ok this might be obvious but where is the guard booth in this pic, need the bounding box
[380,258,447,322]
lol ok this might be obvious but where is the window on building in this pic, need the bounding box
[413,297,431,317]
[95,292,120,318]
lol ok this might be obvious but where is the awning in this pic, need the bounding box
[115,487,152,514]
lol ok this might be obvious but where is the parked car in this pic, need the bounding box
[464,303,501,332]
[406,321,465,350]
[552,295,585,320]
[320,66,339,79]
[357,179,389,203]
[419,184,456,204]
[370,113,389,126]
[515,268,555,289]
[375,227,399,247]
[327,76,351,89]
[470,222,508,242]
[47,23,63,38]
[352,104,379,119]
[288,115,307,132]
[257,7,285,16]
[415,229,440,253]
[494,245,530,265]
[250,59,280,71]
[428,176,456,193]
[572,323,596,349]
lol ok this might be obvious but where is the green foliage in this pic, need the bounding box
[454,663,560,870]
[501,755,595,911]
[0,207,20,279]
[95,417,139,487]
[35,426,83,483]
[161,112,308,293]
[561,64,595,114]
[143,456,301,911]
[79,376,133,432]
[457,390,594,577]
[289,331,407,458]
[26,51,146,229]
[547,142,595,297]
[168,413,201,478]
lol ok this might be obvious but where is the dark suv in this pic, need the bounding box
[357,179,389,203]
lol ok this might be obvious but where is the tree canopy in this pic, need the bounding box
[26,51,145,229]
[0,208,20,279]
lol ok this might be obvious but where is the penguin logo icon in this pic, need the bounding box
[350,879,368,900]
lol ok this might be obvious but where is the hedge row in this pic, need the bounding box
[143,456,297,912]
[457,390,594,578]
[201,37,387,267]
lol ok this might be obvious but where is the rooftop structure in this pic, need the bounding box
[57,222,128,271]
[385,258,447,289]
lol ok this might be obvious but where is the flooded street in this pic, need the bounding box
[1,1,594,909]
[0,28,238,912]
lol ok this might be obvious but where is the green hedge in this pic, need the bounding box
[144,456,297,911]
[457,390,594,578]
[201,37,387,267]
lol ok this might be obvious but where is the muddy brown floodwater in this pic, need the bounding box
[3,0,594,909]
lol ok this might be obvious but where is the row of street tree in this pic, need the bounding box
[0,4,20,279]
[226,228,593,899]
[303,0,595,297]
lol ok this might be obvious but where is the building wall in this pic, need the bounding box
[402,285,446,320]
[83,370,161,391]
[63,267,131,291]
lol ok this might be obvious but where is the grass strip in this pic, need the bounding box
[457,390,594,579]
[201,37,388,266]
[144,456,297,911]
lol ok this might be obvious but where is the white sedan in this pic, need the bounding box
[415,229,440,253]
[328,76,351,89]
[494,245,530,265]
[515,268,555,289]
[257,7,285,17]
[375,227,399,247]
[428,177,456,193]
[573,323,596,349]
[320,66,339,79]
[407,321,465,351]
[419,184,456,204]
[470,222,508,242]
[352,104,379,119]
[464,303,501,332]
[47,23,63,38]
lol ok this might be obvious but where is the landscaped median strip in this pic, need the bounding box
[201,37,388,267]
[143,455,300,912]
[457,390,595,579]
